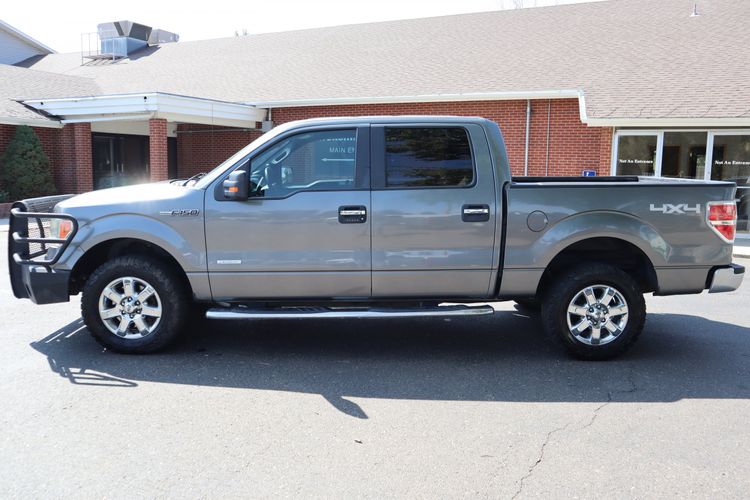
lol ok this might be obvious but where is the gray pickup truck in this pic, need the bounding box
[8,117,745,359]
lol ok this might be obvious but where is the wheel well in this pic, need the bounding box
[70,238,192,296]
[537,237,658,296]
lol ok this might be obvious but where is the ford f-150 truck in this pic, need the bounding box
[8,116,745,359]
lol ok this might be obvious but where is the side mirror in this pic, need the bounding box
[223,170,248,200]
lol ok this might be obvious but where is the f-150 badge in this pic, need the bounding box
[159,209,200,217]
[649,204,700,214]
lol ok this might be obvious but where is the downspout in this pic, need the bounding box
[545,99,551,176]
[523,99,531,176]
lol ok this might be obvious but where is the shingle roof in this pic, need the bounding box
[0,65,98,124]
[12,0,750,121]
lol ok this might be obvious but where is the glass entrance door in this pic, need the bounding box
[661,132,707,179]
[92,133,150,189]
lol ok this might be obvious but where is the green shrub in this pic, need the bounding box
[0,190,9,203]
[0,125,56,200]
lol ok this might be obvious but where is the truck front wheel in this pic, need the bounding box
[81,255,189,353]
[541,263,646,360]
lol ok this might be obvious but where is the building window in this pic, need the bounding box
[661,132,707,179]
[614,134,657,176]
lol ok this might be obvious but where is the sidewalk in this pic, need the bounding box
[734,239,750,258]
[0,218,7,233]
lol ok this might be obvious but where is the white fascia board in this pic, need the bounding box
[0,19,56,54]
[247,89,583,108]
[153,94,266,123]
[24,94,159,117]
[584,117,750,128]
[0,115,63,128]
[23,93,266,126]
[61,113,155,124]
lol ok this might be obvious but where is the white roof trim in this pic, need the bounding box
[247,89,583,108]
[585,117,750,127]
[0,115,62,128]
[23,92,267,128]
[0,19,55,54]
[61,113,155,124]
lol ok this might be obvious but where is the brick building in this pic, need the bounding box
[1,0,750,233]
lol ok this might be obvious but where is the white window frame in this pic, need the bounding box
[610,130,663,176]
[706,130,750,181]
[612,129,750,178]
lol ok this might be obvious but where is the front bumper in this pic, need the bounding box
[17,265,71,304]
[708,263,745,293]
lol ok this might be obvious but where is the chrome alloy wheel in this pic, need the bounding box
[98,277,162,339]
[566,284,629,346]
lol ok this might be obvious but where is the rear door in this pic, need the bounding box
[204,125,371,301]
[370,122,498,297]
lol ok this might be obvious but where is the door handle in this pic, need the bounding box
[462,204,490,222]
[339,205,367,224]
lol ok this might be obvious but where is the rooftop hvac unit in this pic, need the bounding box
[97,21,152,58]
[81,20,178,63]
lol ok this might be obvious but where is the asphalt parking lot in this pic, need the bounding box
[1,233,749,498]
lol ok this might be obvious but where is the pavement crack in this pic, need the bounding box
[511,422,572,499]
[581,368,639,430]
[512,369,640,498]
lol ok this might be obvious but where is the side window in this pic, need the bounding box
[385,127,474,187]
[249,129,357,197]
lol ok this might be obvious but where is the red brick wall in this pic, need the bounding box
[149,118,169,182]
[176,124,262,178]
[0,123,92,197]
[59,123,93,193]
[175,98,612,178]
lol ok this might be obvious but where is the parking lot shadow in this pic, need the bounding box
[31,311,750,418]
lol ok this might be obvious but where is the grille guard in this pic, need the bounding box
[7,195,77,299]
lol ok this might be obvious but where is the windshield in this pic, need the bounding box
[192,122,299,189]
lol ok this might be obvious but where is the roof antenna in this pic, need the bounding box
[690,2,700,17]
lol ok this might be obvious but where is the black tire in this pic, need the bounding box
[541,263,646,360]
[514,298,541,312]
[81,255,189,353]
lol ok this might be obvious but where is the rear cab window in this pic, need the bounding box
[383,127,475,188]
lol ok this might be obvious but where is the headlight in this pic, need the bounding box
[49,218,73,240]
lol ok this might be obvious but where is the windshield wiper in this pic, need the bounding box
[182,172,207,186]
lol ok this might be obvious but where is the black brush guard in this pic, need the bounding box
[7,195,77,299]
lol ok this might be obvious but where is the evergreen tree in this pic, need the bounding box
[0,125,57,201]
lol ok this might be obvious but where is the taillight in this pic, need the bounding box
[707,201,737,243]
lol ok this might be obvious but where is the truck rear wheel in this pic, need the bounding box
[541,263,646,360]
[81,255,189,353]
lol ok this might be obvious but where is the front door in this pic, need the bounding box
[205,126,371,301]
[370,123,498,297]
[92,133,150,189]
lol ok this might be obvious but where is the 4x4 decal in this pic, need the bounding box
[649,203,700,214]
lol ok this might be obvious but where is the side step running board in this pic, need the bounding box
[206,304,494,320]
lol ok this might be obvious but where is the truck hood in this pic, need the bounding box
[55,182,203,217]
